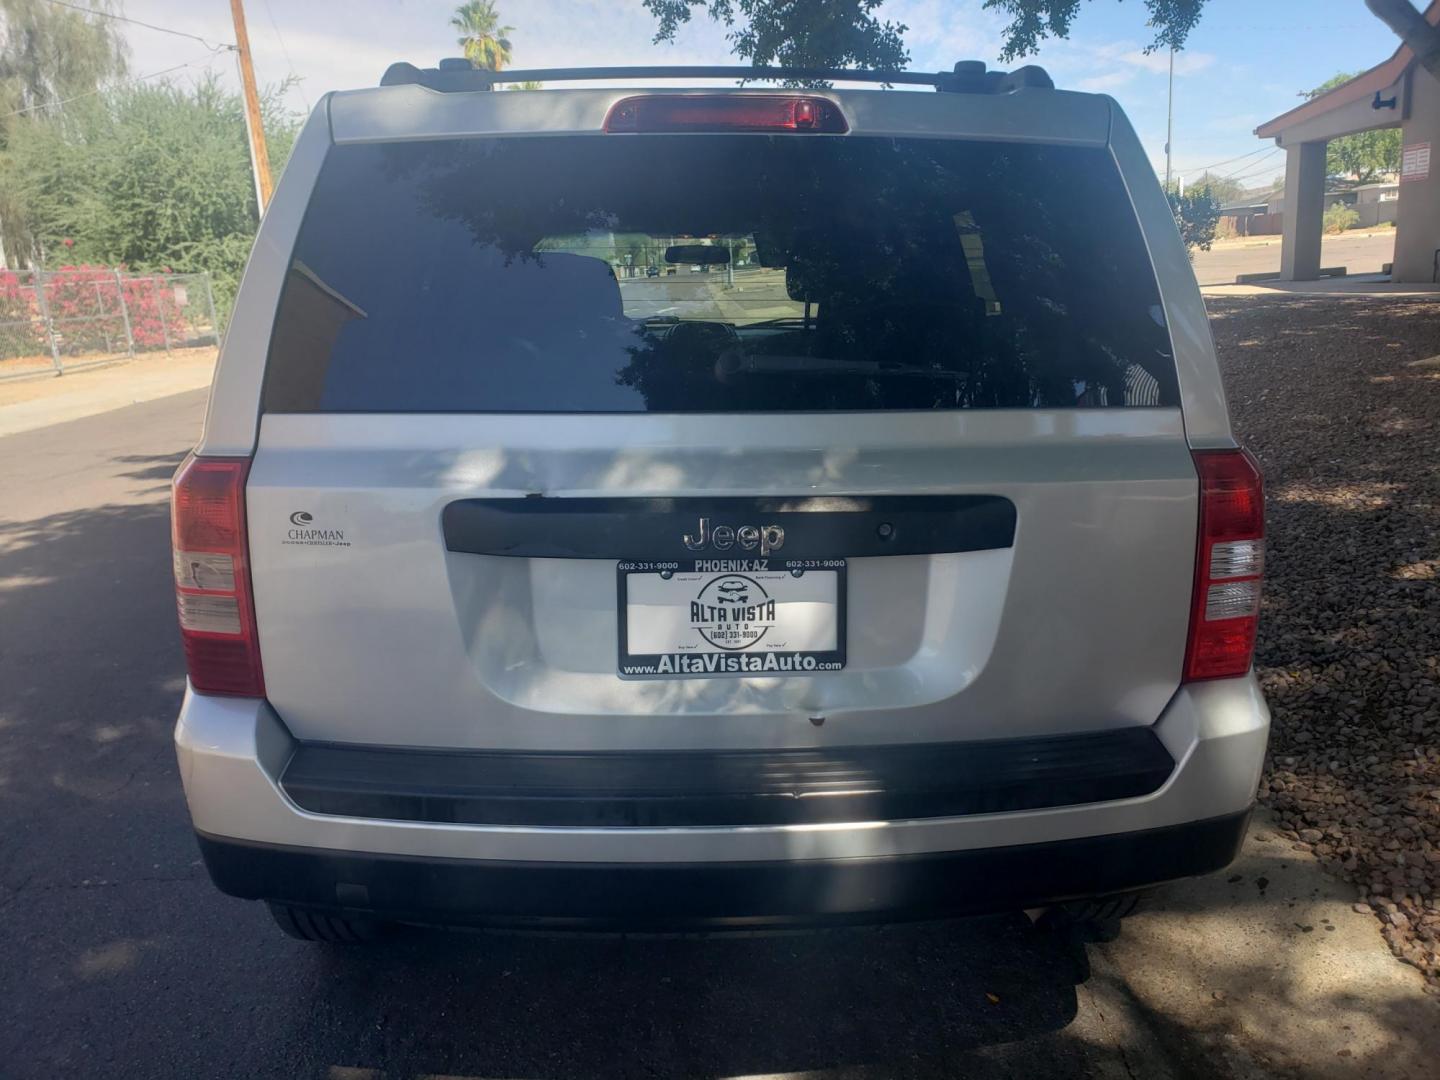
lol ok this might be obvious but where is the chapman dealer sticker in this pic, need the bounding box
[283,510,350,547]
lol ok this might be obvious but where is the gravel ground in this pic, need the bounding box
[1209,294,1440,990]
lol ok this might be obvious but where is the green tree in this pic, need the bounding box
[617,236,647,273]
[643,0,909,73]
[0,0,128,265]
[451,1,513,72]
[986,0,1207,59]
[1304,72,1401,182]
[0,73,301,318]
[1189,172,1246,206]
[1323,202,1360,233]
[0,0,127,140]
[1166,185,1220,254]
[644,1,1210,68]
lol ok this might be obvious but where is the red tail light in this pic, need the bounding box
[1183,449,1264,682]
[171,455,265,696]
[604,94,848,133]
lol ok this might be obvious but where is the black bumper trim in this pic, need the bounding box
[278,729,1177,828]
[196,809,1251,928]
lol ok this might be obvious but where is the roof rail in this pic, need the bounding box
[378,62,1054,95]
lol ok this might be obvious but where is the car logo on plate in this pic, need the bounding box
[715,581,749,604]
[690,574,776,650]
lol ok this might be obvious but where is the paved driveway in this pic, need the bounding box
[1191,231,1395,286]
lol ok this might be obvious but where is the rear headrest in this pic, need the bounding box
[785,243,968,307]
[784,245,902,305]
[519,252,623,319]
[783,253,825,304]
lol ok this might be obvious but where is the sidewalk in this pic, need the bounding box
[1092,809,1440,1079]
[1207,228,1397,250]
[1203,274,1440,298]
[0,346,216,438]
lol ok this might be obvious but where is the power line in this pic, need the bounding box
[1176,144,1273,177]
[43,0,235,53]
[1222,154,1287,186]
[1225,148,1282,174]
[1210,149,1282,181]
[1221,165,1282,188]
[261,0,308,110]
[1,54,219,120]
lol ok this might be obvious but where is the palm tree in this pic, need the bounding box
[450,1,513,72]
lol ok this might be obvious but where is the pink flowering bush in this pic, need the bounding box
[43,265,190,353]
[0,270,45,358]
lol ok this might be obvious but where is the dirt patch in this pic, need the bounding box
[0,347,217,438]
[0,347,215,405]
[1208,294,1440,990]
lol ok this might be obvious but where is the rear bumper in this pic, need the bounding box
[175,675,1268,920]
[277,727,1178,827]
[196,810,1250,926]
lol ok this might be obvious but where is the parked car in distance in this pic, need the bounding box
[171,60,1267,942]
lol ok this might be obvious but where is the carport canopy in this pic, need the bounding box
[1255,1,1440,282]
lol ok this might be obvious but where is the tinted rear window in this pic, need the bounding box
[263,134,1177,413]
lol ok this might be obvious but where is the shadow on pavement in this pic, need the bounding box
[291,917,1090,1079]
[112,450,188,483]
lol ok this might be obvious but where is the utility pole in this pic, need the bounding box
[229,0,273,213]
[1164,45,1174,189]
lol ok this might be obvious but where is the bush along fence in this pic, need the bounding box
[0,265,220,380]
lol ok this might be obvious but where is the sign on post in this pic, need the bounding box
[1401,142,1430,183]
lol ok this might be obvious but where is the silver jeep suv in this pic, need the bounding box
[171,61,1268,941]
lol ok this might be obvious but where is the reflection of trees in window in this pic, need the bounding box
[311,136,1175,412]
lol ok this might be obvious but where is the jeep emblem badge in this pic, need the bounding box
[683,517,785,555]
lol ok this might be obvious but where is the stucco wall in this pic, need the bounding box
[1355,201,1399,229]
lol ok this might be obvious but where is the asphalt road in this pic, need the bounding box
[1191,231,1396,286]
[618,266,795,322]
[2,388,1432,1079]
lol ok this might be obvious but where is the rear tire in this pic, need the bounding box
[267,902,385,943]
[1036,892,1144,940]
[1060,892,1143,924]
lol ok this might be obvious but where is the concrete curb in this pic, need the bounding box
[1094,809,1440,1078]
[0,348,216,439]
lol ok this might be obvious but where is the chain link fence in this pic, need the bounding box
[0,268,220,381]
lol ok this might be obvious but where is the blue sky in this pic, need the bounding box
[123,0,1409,192]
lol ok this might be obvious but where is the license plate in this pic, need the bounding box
[617,559,846,679]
